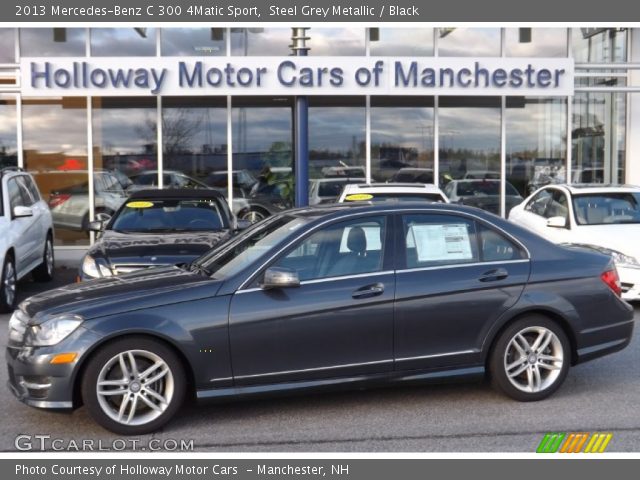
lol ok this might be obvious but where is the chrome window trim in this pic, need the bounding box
[397,259,530,275]
[235,207,531,291]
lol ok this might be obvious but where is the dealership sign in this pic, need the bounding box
[20,57,574,96]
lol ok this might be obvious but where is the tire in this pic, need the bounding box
[0,254,17,313]
[489,315,571,402]
[81,337,186,435]
[32,235,55,282]
[240,208,269,224]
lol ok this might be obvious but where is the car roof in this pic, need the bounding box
[127,188,227,201]
[288,201,487,220]
[343,183,443,193]
[547,184,640,195]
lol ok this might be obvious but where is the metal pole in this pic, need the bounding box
[292,27,309,207]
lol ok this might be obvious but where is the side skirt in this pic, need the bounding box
[196,365,485,403]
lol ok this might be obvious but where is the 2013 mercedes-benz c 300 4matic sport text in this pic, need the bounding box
[6,203,635,434]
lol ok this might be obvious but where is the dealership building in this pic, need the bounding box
[0,27,639,257]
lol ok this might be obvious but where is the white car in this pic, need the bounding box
[309,177,366,205]
[508,184,640,301]
[0,168,55,312]
[338,183,449,203]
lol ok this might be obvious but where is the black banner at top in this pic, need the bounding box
[3,0,640,22]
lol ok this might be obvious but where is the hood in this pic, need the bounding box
[567,224,640,260]
[20,266,223,322]
[89,230,232,267]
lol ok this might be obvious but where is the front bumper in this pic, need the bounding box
[619,266,640,301]
[6,326,100,411]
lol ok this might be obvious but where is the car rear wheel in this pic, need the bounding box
[240,208,268,224]
[32,235,55,282]
[489,315,570,401]
[82,337,186,435]
[0,255,17,313]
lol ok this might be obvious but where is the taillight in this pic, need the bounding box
[48,193,71,209]
[601,268,622,297]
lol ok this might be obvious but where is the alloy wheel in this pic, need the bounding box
[503,326,563,393]
[96,350,175,426]
[3,260,16,307]
[45,240,54,277]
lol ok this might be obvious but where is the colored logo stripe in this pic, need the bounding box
[584,433,613,453]
[537,432,613,453]
[537,433,566,453]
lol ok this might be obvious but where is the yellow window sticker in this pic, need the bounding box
[345,193,373,201]
[126,201,154,209]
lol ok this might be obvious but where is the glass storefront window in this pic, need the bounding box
[232,97,293,222]
[161,96,230,203]
[506,97,567,199]
[231,28,291,56]
[369,28,434,56]
[572,28,628,63]
[505,28,567,57]
[161,28,226,56]
[0,29,15,63]
[22,98,88,246]
[308,97,365,204]
[20,28,86,57]
[0,96,17,168]
[437,28,501,57]
[439,97,504,215]
[371,97,434,183]
[91,28,157,56]
[92,97,157,206]
[572,92,626,185]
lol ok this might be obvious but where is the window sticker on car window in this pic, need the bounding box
[345,193,373,201]
[126,201,154,209]
[409,223,473,262]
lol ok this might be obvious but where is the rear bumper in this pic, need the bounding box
[575,302,635,364]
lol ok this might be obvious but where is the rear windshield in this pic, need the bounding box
[111,198,226,233]
[572,192,640,225]
[367,193,445,203]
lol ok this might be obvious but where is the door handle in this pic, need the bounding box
[352,283,385,299]
[478,268,509,282]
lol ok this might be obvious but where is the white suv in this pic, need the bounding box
[0,168,55,312]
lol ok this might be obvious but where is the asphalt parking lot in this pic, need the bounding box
[1,269,638,452]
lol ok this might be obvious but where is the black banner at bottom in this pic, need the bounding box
[4,459,639,480]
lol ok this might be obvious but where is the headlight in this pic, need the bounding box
[82,255,112,278]
[575,244,640,269]
[25,314,83,347]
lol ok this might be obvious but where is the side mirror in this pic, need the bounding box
[546,216,567,228]
[88,220,104,232]
[13,206,33,218]
[260,267,300,290]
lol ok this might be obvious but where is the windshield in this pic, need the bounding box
[196,215,309,279]
[110,198,226,233]
[572,192,640,225]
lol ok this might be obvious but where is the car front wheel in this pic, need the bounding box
[489,315,570,401]
[0,255,17,313]
[81,337,186,435]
